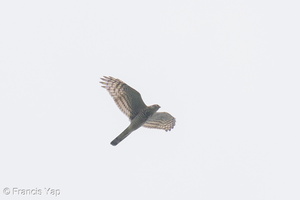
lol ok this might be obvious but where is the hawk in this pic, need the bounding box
[100,76,176,146]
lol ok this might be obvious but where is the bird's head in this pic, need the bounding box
[150,104,160,112]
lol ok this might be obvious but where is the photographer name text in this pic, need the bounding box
[3,187,60,196]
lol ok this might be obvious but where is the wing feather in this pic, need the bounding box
[100,76,147,120]
[143,112,176,131]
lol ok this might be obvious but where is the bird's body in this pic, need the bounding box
[111,105,160,145]
[100,76,175,146]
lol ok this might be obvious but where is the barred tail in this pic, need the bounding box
[110,127,133,146]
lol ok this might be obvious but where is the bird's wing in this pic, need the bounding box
[143,112,176,131]
[100,76,147,120]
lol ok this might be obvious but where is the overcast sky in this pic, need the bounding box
[1,0,299,199]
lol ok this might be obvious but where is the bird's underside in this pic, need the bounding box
[100,76,176,146]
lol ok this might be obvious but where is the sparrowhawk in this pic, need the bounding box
[100,76,176,146]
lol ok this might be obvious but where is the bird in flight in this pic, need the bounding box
[100,76,176,146]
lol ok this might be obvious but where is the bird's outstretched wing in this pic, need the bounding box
[143,112,176,131]
[100,76,147,120]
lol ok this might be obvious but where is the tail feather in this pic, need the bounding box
[110,128,133,146]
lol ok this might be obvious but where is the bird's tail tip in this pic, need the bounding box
[110,140,119,146]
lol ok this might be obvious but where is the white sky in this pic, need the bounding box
[0,0,299,199]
